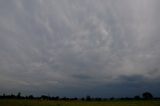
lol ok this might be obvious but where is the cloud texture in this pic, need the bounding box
[0,0,160,97]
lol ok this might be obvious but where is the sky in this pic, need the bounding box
[0,0,160,98]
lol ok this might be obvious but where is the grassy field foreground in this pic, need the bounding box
[0,99,160,106]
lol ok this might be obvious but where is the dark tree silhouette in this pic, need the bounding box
[17,92,21,98]
[110,97,115,100]
[86,95,91,101]
[28,95,34,99]
[134,95,141,100]
[142,92,153,99]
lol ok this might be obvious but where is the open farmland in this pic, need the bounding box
[0,99,160,106]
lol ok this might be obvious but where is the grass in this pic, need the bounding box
[0,99,160,106]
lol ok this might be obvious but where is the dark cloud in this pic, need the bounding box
[117,75,144,83]
[0,0,160,97]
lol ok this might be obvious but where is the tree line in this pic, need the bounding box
[0,91,159,101]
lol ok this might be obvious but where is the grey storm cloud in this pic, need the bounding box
[0,0,160,97]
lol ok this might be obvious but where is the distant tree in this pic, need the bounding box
[11,94,16,99]
[71,97,78,100]
[134,95,141,100]
[62,97,68,100]
[74,97,78,100]
[86,95,91,101]
[41,95,49,100]
[17,92,21,98]
[28,95,34,99]
[95,97,102,101]
[81,97,85,101]
[3,93,6,97]
[110,97,115,100]
[55,96,59,100]
[142,92,153,99]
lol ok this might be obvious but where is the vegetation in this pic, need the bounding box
[142,92,153,99]
[0,91,160,106]
[0,99,160,106]
[0,91,159,100]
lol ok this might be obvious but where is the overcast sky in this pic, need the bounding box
[0,0,160,98]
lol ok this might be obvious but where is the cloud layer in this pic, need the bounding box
[0,0,160,97]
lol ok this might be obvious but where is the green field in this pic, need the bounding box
[0,99,160,106]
